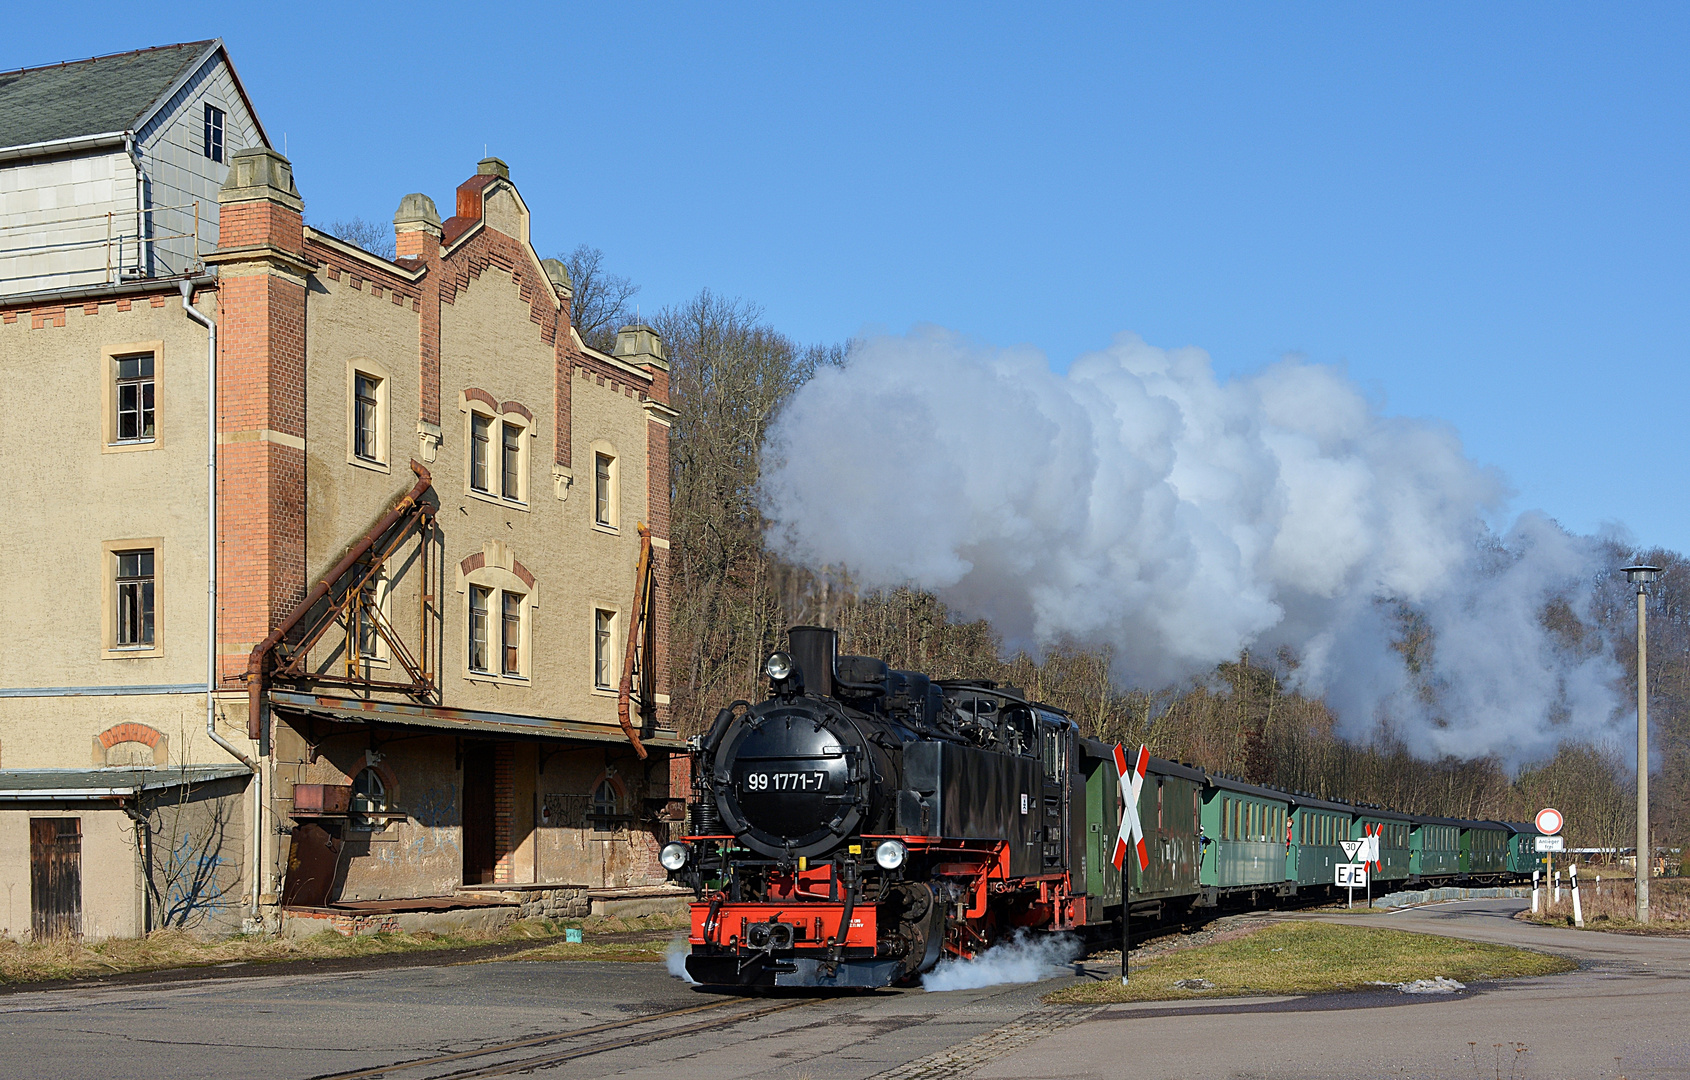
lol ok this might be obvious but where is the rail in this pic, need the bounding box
[0,200,206,288]
[312,996,815,1080]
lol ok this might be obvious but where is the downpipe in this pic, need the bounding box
[180,280,263,925]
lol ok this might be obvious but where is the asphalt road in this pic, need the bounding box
[989,899,1690,1080]
[2,900,1684,1080]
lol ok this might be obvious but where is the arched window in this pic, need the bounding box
[351,767,387,830]
[590,778,623,835]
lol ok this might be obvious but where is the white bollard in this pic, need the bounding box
[1554,871,1562,904]
[1532,870,1540,913]
[1571,863,1584,928]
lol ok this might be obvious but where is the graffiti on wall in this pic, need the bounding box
[147,795,240,929]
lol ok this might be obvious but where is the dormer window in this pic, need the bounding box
[203,104,225,163]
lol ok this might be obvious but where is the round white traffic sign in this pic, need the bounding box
[1535,807,1563,835]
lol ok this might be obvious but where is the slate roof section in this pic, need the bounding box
[0,40,218,151]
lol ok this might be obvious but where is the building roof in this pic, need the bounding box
[0,40,219,152]
[0,764,250,800]
[269,690,686,751]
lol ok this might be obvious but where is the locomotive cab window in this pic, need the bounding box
[1041,724,1061,777]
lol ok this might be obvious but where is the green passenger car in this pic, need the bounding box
[1079,741,1203,918]
[1410,816,1465,879]
[1501,822,1544,876]
[1351,809,1413,884]
[1288,795,1355,888]
[1200,776,1291,890]
[1465,822,1512,879]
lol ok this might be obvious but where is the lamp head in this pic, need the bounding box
[1623,564,1663,586]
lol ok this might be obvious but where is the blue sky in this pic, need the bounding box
[12,5,1688,552]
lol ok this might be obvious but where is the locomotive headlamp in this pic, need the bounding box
[659,842,692,871]
[765,651,794,681]
[874,839,907,870]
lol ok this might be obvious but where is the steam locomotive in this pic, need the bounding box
[661,626,1545,989]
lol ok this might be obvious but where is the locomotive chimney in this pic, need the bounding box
[787,626,837,698]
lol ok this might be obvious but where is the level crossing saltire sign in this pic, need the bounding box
[1362,823,1382,871]
[1112,743,1150,872]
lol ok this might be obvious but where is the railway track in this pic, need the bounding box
[311,994,818,1080]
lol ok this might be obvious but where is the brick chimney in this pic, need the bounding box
[393,192,441,260]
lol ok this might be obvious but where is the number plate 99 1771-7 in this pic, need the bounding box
[743,771,827,792]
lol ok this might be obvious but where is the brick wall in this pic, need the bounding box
[646,416,672,725]
[492,741,514,883]
[216,198,308,682]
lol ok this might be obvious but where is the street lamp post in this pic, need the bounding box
[1623,564,1661,924]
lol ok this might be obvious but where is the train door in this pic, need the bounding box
[1039,715,1067,872]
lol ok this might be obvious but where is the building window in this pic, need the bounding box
[594,608,616,689]
[203,104,225,163]
[114,354,155,443]
[351,767,386,830]
[590,778,621,834]
[501,591,522,676]
[501,422,523,502]
[470,413,491,493]
[469,584,527,679]
[594,452,614,527]
[469,586,491,672]
[355,566,390,662]
[354,373,380,462]
[115,549,155,647]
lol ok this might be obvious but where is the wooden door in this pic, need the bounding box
[30,818,82,940]
[461,743,496,884]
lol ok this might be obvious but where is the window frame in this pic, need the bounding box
[114,354,155,444]
[101,342,164,454]
[500,420,525,504]
[355,374,380,462]
[501,589,522,676]
[470,412,492,493]
[461,395,534,511]
[351,767,388,831]
[203,102,225,163]
[593,607,618,691]
[468,585,492,674]
[102,539,163,659]
[589,441,619,532]
[588,776,628,834]
[345,360,391,473]
[354,563,392,667]
[458,555,536,686]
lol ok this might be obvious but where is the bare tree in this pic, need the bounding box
[323,216,396,260]
[657,290,838,732]
[562,244,641,353]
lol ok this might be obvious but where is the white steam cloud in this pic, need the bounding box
[760,328,1621,765]
[922,931,1082,991]
[666,937,696,983]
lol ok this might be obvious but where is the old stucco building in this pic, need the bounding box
[0,41,684,940]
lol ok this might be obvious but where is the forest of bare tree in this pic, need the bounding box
[580,255,1688,862]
